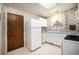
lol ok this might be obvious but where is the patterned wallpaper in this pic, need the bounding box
[0,3,1,54]
[65,7,79,30]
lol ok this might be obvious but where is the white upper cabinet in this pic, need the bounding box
[40,18,47,27]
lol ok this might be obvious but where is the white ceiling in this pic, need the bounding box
[4,3,78,17]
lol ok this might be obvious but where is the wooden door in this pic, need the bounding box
[7,13,24,52]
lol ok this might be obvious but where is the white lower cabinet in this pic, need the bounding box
[42,33,46,43]
[43,32,67,47]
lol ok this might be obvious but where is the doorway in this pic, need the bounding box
[7,13,24,52]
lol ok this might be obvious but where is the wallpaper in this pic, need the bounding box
[0,3,1,54]
[65,7,79,30]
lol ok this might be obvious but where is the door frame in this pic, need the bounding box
[4,12,25,54]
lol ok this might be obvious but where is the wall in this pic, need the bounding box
[0,3,1,54]
[0,3,3,55]
[47,7,79,31]
[1,5,39,54]
[47,13,66,30]
[64,7,79,30]
[0,3,1,13]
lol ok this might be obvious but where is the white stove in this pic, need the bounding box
[63,35,79,55]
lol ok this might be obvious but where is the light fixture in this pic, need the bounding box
[39,3,56,10]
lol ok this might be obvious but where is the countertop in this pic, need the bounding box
[42,29,79,34]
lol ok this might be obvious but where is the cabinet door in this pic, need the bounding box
[54,34,67,46]
[42,33,47,43]
[46,33,67,46]
[46,33,57,44]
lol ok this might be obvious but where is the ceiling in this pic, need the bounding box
[4,3,78,17]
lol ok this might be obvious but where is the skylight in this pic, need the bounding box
[39,3,56,10]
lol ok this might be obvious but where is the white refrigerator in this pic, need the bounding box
[26,19,42,51]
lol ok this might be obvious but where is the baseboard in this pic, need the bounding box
[30,47,41,52]
[42,41,46,44]
[46,41,61,47]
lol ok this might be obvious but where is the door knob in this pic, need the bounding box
[8,33,11,35]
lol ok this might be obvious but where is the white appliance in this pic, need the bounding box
[26,19,42,51]
[63,35,79,55]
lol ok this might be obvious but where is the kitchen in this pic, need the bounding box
[0,3,79,55]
